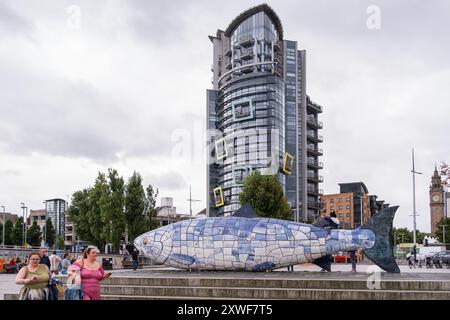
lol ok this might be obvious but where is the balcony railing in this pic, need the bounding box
[307,117,323,129]
[307,159,323,169]
[307,101,323,113]
[224,48,232,57]
[307,145,323,155]
[307,188,324,195]
[238,35,255,47]
[307,174,324,182]
[307,132,323,142]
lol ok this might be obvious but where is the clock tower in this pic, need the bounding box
[430,166,444,235]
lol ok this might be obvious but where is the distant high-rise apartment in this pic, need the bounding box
[44,198,67,238]
[207,4,323,221]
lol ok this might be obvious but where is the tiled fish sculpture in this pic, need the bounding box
[134,206,400,273]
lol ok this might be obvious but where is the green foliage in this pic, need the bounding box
[125,172,147,241]
[393,227,429,244]
[88,172,108,249]
[12,217,24,246]
[239,171,292,220]
[27,221,42,247]
[145,184,159,231]
[106,169,126,252]
[57,236,65,250]
[68,168,159,252]
[68,189,91,243]
[45,217,55,248]
[435,217,450,244]
[4,220,13,245]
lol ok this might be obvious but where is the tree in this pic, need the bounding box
[145,184,159,231]
[239,171,292,220]
[435,217,450,244]
[88,172,109,249]
[12,217,24,246]
[45,217,56,248]
[393,227,413,244]
[57,236,65,250]
[68,189,91,243]
[4,220,13,245]
[27,221,42,247]
[105,169,126,252]
[125,172,147,241]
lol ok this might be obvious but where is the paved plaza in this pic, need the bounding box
[2,263,450,300]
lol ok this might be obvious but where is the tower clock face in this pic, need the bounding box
[432,195,440,202]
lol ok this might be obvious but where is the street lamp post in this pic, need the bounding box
[1,206,5,246]
[187,184,200,220]
[24,206,28,247]
[356,195,364,228]
[43,201,47,246]
[411,148,422,245]
[443,225,446,245]
[20,202,25,246]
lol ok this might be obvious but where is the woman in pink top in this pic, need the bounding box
[74,246,112,300]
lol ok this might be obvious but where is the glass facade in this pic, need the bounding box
[45,198,67,237]
[207,5,322,220]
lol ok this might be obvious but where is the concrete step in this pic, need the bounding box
[100,284,450,300]
[98,276,450,291]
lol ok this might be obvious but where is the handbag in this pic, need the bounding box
[48,276,66,300]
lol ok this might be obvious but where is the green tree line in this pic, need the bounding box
[68,169,159,252]
[0,216,54,247]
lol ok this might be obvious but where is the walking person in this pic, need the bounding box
[49,250,62,275]
[73,245,112,300]
[15,252,50,300]
[132,248,140,271]
[65,265,83,300]
[312,209,340,272]
[348,250,357,272]
[38,247,51,269]
[60,253,72,275]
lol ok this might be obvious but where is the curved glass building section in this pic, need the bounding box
[207,4,323,221]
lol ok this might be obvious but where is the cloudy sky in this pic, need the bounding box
[0,0,448,232]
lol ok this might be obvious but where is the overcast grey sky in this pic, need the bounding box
[0,0,448,232]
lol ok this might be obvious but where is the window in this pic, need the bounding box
[214,186,224,207]
[233,165,252,185]
[339,206,343,210]
[346,205,350,210]
[330,199,334,203]
[346,197,350,202]
[215,138,228,160]
[338,198,343,202]
[282,152,294,175]
[232,98,254,121]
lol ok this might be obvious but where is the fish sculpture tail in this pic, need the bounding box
[359,206,400,273]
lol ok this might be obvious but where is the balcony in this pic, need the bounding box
[307,101,323,114]
[241,52,253,60]
[225,62,232,70]
[241,64,254,74]
[273,42,282,52]
[307,188,324,196]
[224,48,232,57]
[307,145,323,156]
[307,132,323,143]
[307,117,323,129]
[307,201,322,209]
[238,35,255,47]
[307,159,323,169]
[307,174,324,183]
